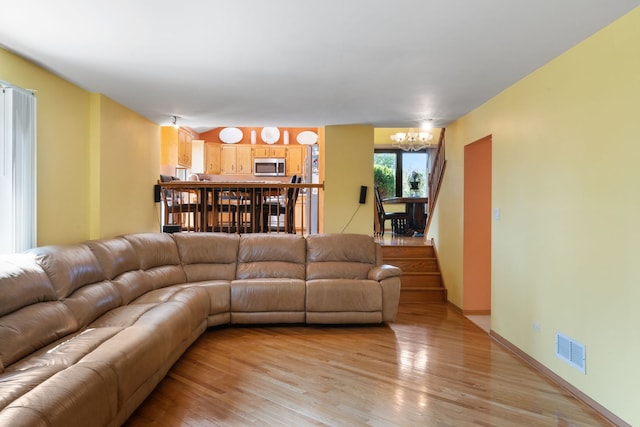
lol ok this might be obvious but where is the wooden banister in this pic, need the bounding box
[426,128,447,234]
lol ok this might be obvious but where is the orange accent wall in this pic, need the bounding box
[463,136,492,312]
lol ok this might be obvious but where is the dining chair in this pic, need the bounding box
[374,185,409,236]
[159,174,202,231]
[261,175,300,233]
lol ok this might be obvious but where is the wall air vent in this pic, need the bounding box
[556,332,586,374]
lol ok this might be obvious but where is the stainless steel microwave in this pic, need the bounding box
[254,158,286,176]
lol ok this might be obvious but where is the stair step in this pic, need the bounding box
[399,287,448,303]
[400,273,442,288]
[388,258,439,273]
[381,245,434,259]
[381,242,446,305]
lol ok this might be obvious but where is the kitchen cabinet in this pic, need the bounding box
[221,145,252,174]
[253,146,287,158]
[237,145,252,174]
[161,126,194,168]
[205,142,221,174]
[286,146,305,176]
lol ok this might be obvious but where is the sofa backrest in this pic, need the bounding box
[236,234,306,280]
[173,232,239,282]
[0,254,58,372]
[0,242,120,370]
[122,233,186,289]
[305,234,378,280]
[84,237,140,280]
[30,244,121,330]
[84,237,151,305]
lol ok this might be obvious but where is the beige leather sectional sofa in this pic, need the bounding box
[0,232,401,427]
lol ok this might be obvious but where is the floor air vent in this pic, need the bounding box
[556,332,586,374]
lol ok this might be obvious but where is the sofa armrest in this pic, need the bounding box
[368,264,402,281]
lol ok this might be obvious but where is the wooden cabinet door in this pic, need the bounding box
[253,146,269,157]
[205,142,221,174]
[253,146,286,158]
[161,126,193,168]
[178,128,192,167]
[220,145,236,174]
[270,146,287,157]
[160,127,178,166]
[286,146,304,176]
[236,145,253,174]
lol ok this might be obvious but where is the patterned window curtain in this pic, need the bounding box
[0,84,37,254]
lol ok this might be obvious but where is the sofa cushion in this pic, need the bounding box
[0,362,118,427]
[89,303,157,329]
[84,237,140,280]
[0,254,55,318]
[0,302,77,368]
[130,286,210,335]
[305,234,377,280]
[306,279,382,312]
[236,234,306,280]
[110,269,153,305]
[173,232,239,282]
[123,233,186,288]
[62,281,122,329]
[29,244,106,299]
[231,279,306,312]
[26,244,125,331]
[187,281,230,316]
[122,233,181,270]
[81,319,194,409]
[0,327,122,411]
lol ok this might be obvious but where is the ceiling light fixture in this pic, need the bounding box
[390,125,434,151]
[389,119,435,151]
[170,115,179,128]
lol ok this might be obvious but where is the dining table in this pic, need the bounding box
[382,196,428,236]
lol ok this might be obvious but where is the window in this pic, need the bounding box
[374,149,430,199]
[0,84,37,254]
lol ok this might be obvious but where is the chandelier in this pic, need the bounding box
[390,128,434,151]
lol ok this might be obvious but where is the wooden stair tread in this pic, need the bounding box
[381,242,445,304]
[400,274,441,277]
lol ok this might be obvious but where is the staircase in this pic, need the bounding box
[381,244,447,303]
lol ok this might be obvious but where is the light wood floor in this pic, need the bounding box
[124,304,610,426]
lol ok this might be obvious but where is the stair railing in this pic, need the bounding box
[426,128,447,234]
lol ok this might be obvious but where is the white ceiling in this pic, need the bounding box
[1,1,638,132]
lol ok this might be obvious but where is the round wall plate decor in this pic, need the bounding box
[219,127,244,144]
[296,130,318,145]
[261,127,280,144]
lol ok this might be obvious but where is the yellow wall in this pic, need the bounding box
[323,125,374,234]
[90,94,160,238]
[1,48,160,245]
[429,7,640,425]
[1,48,92,245]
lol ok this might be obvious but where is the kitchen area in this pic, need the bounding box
[159,125,322,235]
